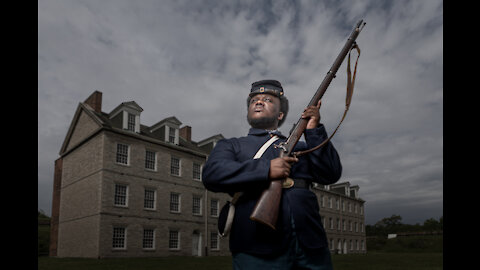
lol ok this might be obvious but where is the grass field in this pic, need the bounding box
[38,252,442,270]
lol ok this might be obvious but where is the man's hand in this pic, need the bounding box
[269,156,299,179]
[302,100,322,129]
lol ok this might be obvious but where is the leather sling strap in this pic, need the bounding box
[219,135,279,237]
[292,43,361,158]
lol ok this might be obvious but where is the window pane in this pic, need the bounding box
[171,157,180,176]
[143,229,155,249]
[127,113,135,131]
[193,163,201,180]
[145,150,156,170]
[112,227,126,249]
[116,144,129,164]
[114,184,127,206]
[170,193,180,212]
[169,230,179,249]
[192,196,201,215]
[144,189,155,209]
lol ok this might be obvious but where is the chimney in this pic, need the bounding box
[179,126,192,142]
[84,90,103,113]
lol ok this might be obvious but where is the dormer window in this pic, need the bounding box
[108,101,143,134]
[168,126,177,144]
[127,113,136,132]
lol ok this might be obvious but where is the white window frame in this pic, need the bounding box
[142,228,156,250]
[115,143,130,166]
[145,150,157,171]
[192,195,202,216]
[169,230,181,250]
[210,231,219,250]
[193,163,202,181]
[114,184,129,207]
[170,193,181,213]
[144,188,156,210]
[210,199,219,217]
[170,156,181,176]
[112,227,127,250]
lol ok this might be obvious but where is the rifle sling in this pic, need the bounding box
[292,43,361,158]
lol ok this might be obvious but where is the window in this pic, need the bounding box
[112,227,126,249]
[144,189,156,210]
[343,219,346,231]
[355,222,358,232]
[349,202,352,212]
[145,150,156,170]
[143,229,155,249]
[127,113,136,131]
[336,199,340,210]
[210,231,219,250]
[329,217,333,229]
[328,197,332,208]
[192,196,202,216]
[171,157,180,176]
[342,201,345,212]
[193,163,201,181]
[170,193,181,213]
[168,127,176,143]
[349,221,353,231]
[330,239,334,251]
[337,218,341,230]
[169,230,180,250]
[116,143,129,165]
[114,184,128,207]
[210,199,219,217]
[320,195,324,207]
[355,204,358,213]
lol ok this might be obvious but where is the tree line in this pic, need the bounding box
[366,215,443,237]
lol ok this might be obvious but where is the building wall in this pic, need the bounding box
[95,130,230,257]
[312,187,367,254]
[57,134,104,257]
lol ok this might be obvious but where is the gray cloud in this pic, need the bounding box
[38,0,443,225]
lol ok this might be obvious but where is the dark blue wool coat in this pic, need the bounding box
[202,125,342,255]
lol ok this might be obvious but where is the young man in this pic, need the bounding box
[202,80,342,269]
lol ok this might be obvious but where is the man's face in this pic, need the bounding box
[247,93,284,130]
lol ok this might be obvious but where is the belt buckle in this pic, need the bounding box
[282,178,294,189]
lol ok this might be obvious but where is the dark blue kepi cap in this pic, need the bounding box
[249,79,284,98]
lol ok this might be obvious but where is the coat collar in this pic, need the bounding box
[248,128,286,139]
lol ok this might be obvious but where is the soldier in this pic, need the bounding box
[202,79,342,270]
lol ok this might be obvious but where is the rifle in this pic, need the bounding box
[249,19,366,230]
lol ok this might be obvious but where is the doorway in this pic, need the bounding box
[192,231,202,256]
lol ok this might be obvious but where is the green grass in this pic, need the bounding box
[38,252,442,270]
[331,252,442,270]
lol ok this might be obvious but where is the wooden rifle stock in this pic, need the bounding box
[249,20,366,230]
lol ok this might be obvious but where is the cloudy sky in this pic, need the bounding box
[38,0,443,225]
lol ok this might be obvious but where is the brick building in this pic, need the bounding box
[50,91,366,258]
[312,183,367,254]
[50,91,230,258]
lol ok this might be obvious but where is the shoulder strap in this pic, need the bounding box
[293,44,361,157]
[232,135,279,205]
[220,135,280,237]
[253,135,279,159]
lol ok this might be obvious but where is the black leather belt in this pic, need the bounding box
[293,179,312,189]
